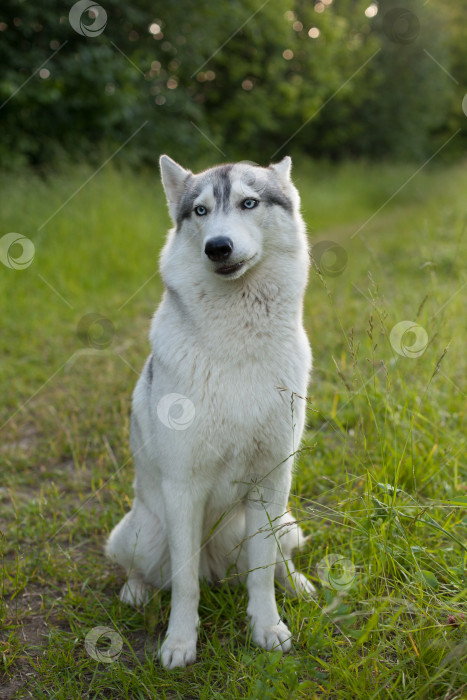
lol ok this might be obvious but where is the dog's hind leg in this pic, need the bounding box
[245,469,296,653]
[274,512,316,597]
[105,497,169,606]
[119,572,150,607]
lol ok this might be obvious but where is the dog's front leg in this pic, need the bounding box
[159,480,204,669]
[246,482,293,653]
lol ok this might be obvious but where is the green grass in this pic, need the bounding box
[1,157,466,699]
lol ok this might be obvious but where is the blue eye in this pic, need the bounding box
[242,199,258,210]
[194,205,207,216]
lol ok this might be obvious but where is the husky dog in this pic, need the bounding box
[106,155,314,669]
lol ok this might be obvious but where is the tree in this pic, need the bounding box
[0,0,463,167]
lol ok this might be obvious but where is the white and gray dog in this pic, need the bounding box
[106,155,314,669]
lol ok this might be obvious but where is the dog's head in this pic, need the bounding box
[159,156,304,281]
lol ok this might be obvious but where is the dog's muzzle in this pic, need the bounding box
[204,236,233,262]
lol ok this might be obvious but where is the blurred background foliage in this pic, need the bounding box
[0,0,465,168]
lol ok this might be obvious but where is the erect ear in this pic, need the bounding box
[159,155,192,222]
[269,155,292,183]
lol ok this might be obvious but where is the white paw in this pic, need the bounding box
[159,634,197,669]
[119,578,150,607]
[251,619,293,652]
[286,571,317,598]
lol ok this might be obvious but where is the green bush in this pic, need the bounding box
[0,0,463,167]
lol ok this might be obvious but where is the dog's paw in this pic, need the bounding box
[286,571,317,598]
[159,634,197,669]
[119,577,150,607]
[251,619,293,653]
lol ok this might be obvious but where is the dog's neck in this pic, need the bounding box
[159,253,308,364]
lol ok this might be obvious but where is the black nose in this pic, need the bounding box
[204,236,233,262]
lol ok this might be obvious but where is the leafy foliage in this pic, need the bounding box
[0,1,465,164]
